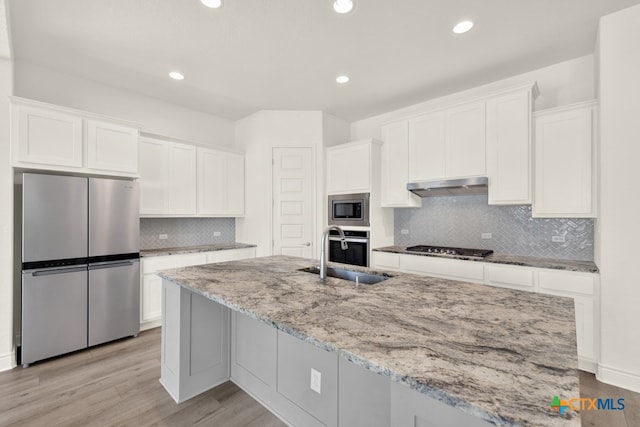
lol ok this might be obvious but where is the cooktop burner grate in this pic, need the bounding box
[405,245,493,258]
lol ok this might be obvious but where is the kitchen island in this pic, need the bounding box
[158,255,580,426]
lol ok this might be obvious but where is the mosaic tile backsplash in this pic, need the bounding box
[394,195,594,261]
[140,218,236,250]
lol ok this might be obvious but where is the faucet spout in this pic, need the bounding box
[319,225,348,281]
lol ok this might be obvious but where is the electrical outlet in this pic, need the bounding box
[310,368,322,394]
[552,236,566,243]
[213,231,221,237]
[159,234,168,240]
[401,229,410,235]
[481,233,492,240]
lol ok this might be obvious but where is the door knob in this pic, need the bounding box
[303,242,311,247]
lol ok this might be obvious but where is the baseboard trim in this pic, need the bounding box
[0,350,16,372]
[140,319,161,331]
[597,363,640,393]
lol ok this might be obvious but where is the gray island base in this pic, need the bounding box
[158,255,580,427]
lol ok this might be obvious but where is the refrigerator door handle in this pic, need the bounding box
[89,261,137,270]
[31,266,88,277]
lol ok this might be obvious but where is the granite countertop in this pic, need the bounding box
[158,255,580,426]
[140,242,256,257]
[374,245,599,273]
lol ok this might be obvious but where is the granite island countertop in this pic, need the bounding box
[140,242,256,257]
[158,255,580,426]
[374,245,599,273]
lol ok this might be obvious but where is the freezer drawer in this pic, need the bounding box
[22,174,88,263]
[88,260,140,346]
[22,266,88,366]
[89,178,139,257]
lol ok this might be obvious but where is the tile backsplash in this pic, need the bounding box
[140,218,235,250]
[394,195,594,261]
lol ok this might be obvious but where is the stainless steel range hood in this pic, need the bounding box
[407,177,488,197]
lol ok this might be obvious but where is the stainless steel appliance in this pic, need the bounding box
[20,173,140,367]
[407,177,488,197]
[328,193,370,226]
[329,230,370,267]
[405,245,493,258]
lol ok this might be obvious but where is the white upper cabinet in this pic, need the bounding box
[533,101,596,218]
[408,111,446,182]
[327,140,372,194]
[12,103,83,168]
[197,148,245,216]
[407,101,486,182]
[139,137,244,217]
[168,143,197,215]
[86,119,139,173]
[445,101,486,178]
[139,138,170,215]
[382,121,421,207]
[10,97,141,177]
[486,86,537,205]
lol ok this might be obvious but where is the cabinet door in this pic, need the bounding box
[86,119,139,173]
[168,143,197,215]
[408,111,446,181]
[139,138,170,214]
[486,91,531,204]
[445,101,486,178]
[226,153,245,216]
[381,122,421,207]
[533,104,594,217]
[13,105,83,168]
[338,358,390,427]
[327,143,370,194]
[197,148,226,215]
[141,273,163,324]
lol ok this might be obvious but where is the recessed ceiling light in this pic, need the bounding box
[336,75,350,84]
[201,0,222,9]
[453,20,474,34]
[169,71,185,80]
[333,0,354,14]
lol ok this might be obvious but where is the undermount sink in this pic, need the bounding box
[299,266,391,285]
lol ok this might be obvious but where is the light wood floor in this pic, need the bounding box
[1,328,638,427]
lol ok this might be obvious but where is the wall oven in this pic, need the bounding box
[329,230,370,267]
[328,193,370,227]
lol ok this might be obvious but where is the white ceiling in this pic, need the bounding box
[7,0,640,121]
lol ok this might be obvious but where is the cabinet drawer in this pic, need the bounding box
[173,253,207,269]
[277,332,338,425]
[372,252,400,271]
[141,256,176,274]
[206,247,256,264]
[485,264,534,291]
[538,270,594,297]
[400,254,484,283]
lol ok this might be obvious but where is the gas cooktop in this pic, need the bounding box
[405,245,493,258]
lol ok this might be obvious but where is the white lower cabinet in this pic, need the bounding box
[390,381,492,427]
[160,280,229,403]
[372,252,598,373]
[141,247,255,330]
[338,358,390,427]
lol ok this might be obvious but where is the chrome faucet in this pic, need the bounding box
[319,225,348,281]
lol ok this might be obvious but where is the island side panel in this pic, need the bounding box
[160,279,230,403]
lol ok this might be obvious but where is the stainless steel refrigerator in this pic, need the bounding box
[20,173,140,367]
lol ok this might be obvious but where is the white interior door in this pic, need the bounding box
[272,147,314,258]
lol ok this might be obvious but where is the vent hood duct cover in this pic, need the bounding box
[407,177,488,197]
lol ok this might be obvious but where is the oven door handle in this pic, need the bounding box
[329,237,369,243]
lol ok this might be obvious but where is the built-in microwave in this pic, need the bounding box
[328,193,370,227]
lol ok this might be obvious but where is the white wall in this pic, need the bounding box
[235,111,350,258]
[13,61,235,147]
[597,4,640,393]
[0,58,14,370]
[351,55,595,140]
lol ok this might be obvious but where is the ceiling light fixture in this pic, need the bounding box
[336,75,350,84]
[453,20,474,34]
[333,0,354,14]
[201,0,222,9]
[169,71,185,80]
